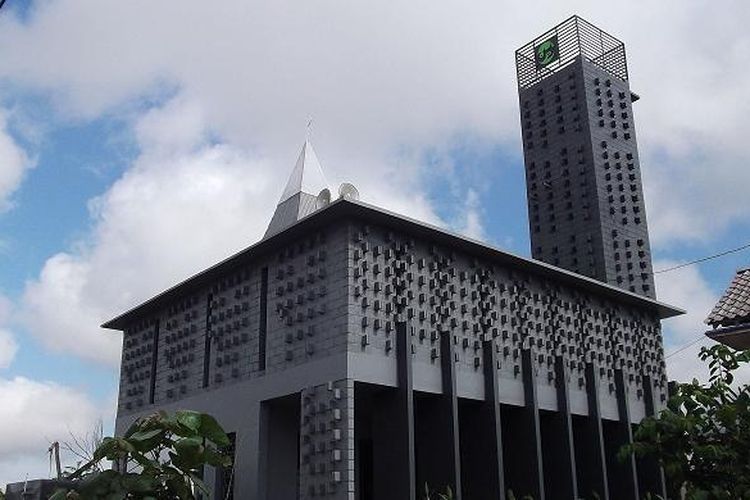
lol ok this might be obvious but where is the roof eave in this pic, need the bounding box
[705,323,750,350]
[102,198,684,330]
[101,198,349,330]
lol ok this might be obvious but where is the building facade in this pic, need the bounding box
[106,16,683,500]
[108,186,680,499]
[516,16,656,298]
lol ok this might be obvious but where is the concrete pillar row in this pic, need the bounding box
[584,362,610,500]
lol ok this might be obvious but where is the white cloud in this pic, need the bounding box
[0,376,105,487]
[655,261,750,386]
[1,2,749,485]
[0,0,747,246]
[655,260,721,383]
[0,295,18,370]
[0,301,113,488]
[19,98,268,364]
[0,109,33,212]
[0,293,10,323]
[0,329,17,370]
[0,0,747,368]
[656,262,718,348]
[457,188,485,241]
[18,95,443,365]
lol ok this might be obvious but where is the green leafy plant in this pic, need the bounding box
[423,483,454,500]
[506,490,535,500]
[50,410,232,500]
[620,344,750,499]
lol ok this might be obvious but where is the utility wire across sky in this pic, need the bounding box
[657,242,750,360]
[665,333,711,359]
[654,241,750,274]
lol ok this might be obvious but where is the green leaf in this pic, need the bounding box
[48,489,70,500]
[173,437,204,471]
[130,428,163,442]
[621,343,750,497]
[121,473,158,493]
[165,474,193,500]
[199,413,230,447]
[176,410,202,432]
[202,446,232,468]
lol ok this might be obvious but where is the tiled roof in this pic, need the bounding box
[706,267,750,327]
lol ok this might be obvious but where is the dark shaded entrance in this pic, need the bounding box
[355,382,415,500]
[540,409,577,499]
[259,394,300,500]
[413,391,460,496]
[501,403,543,499]
[459,398,503,500]
[603,419,638,500]
[572,414,607,500]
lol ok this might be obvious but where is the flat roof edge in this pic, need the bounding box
[102,199,684,330]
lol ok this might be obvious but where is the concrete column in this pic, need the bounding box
[148,319,160,404]
[582,362,609,500]
[542,355,578,499]
[479,339,506,500]
[610,369,640,499]
[439,331,462,500]
[394,321,416,500]
[519,349,545,500]
[236,404,261,500]
[637,375,667,499]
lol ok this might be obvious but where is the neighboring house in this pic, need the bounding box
[4,479,73,500]
[705,267,750,350]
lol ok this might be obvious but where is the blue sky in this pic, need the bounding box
[1,0,749,485]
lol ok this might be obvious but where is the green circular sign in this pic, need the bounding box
[535,36,559,67]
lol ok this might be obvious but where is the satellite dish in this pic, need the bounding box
[316,188,331,209]
[338,182,360,201]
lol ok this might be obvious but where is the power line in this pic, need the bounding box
[654,241,750,274]
[665,333,710,359]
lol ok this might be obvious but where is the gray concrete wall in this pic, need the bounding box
[115,353,349,500]
[114,214,668,499]
[117,224,350,415]
[299,379,355,500]
[345,221,667,421]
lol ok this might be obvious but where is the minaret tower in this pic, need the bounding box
[516,15,656,298]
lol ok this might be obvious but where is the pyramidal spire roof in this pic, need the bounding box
[278,140,329,204]
[264,140,331,238]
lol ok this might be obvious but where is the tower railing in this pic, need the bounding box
[516,15,629,90]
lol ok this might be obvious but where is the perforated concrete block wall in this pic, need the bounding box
[346,221,667,419]
[117,214,666,422]
[582,60,656,297]
[266,226,350,373]
[117,224,349,415]
[519,57,655,298]
[119,319,159,411]
[299,379,355,500]
[208,266,260,386]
